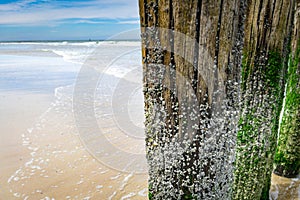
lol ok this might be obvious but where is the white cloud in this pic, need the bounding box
[0,0,139,26]
[0,0,37,11]
[73,19,107,24]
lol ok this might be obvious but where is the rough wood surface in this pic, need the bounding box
[274,0,300,178]
[232,0,296,199]
[139,0,244,199]
[139,0,298,199]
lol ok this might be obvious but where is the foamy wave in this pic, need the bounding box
[98,41,141,46]
[104,66,129,79]
[0,41,94,46]
[53,85,74,106]
[120,192,136,200]
[51,50,89,64]
[0,41,140,47]
[54,86,65,100]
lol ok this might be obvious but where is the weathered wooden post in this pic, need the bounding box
[139,0,298,199]
[274,1,300,179]
[232,0,296,199]
[139,0,245,199]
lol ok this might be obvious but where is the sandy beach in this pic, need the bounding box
[0,90,148,199]
[0,42,149,199]
[0,92,53,199]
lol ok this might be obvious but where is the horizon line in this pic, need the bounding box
[0,39,142,43]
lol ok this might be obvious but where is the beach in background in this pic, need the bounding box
[0,41,148,199]
[0,41,298,200]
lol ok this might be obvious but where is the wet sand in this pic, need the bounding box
[270,173,300,200]
[0,92,53,199]
[0,91,148,199]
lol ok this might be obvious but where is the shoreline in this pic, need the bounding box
[0,90,148,199]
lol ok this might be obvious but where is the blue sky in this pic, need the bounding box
[0,0,140,41]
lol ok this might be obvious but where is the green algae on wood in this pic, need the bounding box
[274,43,300,178]
[274,0,300,179]
[233,51,285,200]
[232,0,296,198]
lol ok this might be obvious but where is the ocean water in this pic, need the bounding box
[0,41,148,199]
